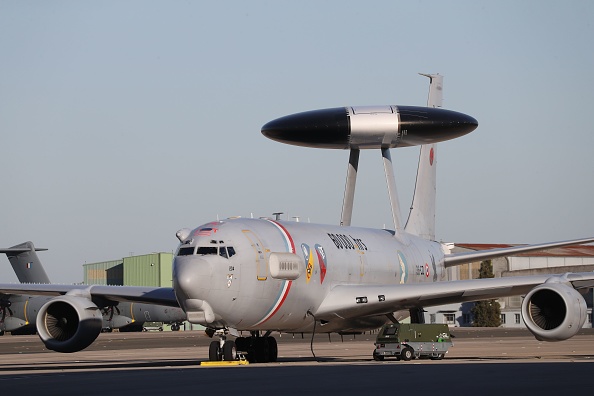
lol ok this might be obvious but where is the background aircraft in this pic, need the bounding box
[0,75,593,363]
[0,241,186,335]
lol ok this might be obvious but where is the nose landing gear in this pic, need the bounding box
[208,330,238,361]
[207,329,278,363]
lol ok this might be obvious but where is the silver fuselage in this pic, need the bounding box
[173,218,447,332]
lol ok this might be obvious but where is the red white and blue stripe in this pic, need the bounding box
[254,220,295,326]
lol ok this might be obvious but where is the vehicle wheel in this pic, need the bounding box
[373,353,384,361]
[209,341,221,361]
[267,337,278,362]
[223,340,237,361]
[431,353,445,360]
[401,347,414,361]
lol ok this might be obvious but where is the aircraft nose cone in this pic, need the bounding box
[173,256,213,303]
[397,106,478,146]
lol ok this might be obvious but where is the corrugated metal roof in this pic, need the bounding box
[455,243,594,257]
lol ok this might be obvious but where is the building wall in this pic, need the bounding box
[83,253,173,287]
[83,260,123,285]
[123,253,173,287]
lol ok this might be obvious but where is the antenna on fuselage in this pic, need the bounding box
[273,212,283,221]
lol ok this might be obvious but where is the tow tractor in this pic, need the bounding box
[373,323,453,361]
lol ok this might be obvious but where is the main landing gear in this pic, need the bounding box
[207,330,278,363]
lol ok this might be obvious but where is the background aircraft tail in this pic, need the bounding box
[404,74,442,240]
[0,241,50,284]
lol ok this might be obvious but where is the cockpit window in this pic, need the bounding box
[227,247,236,258]
[219,247,228,258]
[177,247,195,256]
[186,245,236,259]
[197,247,218,255]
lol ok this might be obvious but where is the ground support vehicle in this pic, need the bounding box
[373,323,453,361]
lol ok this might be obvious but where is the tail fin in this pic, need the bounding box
[404,74,442,240]
[0,241,51,284]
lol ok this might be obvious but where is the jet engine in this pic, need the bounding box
[521,281,587,342]
[36,295,103,353]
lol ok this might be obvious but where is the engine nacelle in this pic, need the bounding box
[36,296,103,353]
[521,282,587,342]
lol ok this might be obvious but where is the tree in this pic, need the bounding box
[471,260,502,327]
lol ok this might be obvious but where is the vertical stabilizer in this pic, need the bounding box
[404,74,442,240]
[0,241,51,284]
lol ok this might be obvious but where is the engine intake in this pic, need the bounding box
[36,296,103,353]
[521,282,587,342]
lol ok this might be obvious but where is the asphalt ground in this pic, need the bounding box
[1,328,593,395]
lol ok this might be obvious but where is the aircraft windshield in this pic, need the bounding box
[177,247,195,256]
[178,245,236,258]
[197,247,218,255]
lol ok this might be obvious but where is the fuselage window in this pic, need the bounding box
[219,247,228,258]
[196,247,218,255]
[227,246,236,258]
[177,247,195,256]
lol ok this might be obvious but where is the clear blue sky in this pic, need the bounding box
[1,1,593,284]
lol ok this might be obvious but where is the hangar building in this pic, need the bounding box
[83,252,174,287]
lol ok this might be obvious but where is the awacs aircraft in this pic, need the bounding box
[1,74,594,363]
[0,241,186,335]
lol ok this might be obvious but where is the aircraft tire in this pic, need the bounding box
[254,337,269,363]
[209,341,221,361]
[234,337,247,352]
[223,340,237,361]
[266,337,278,362]
[401,347,414,361]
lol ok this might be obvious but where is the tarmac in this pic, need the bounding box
[1,328,593,395]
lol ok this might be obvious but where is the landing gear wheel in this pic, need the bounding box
[373,352,384,361]
[266,337,278,362]
[401,347,414,361]
[223,340,237,361]
[209,341,221,361]
[254,337,269,363]
[235,337,247,353]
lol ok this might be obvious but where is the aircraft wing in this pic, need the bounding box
[314,272,594,320]
[444,237,594,267]
[0,284,179,307]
